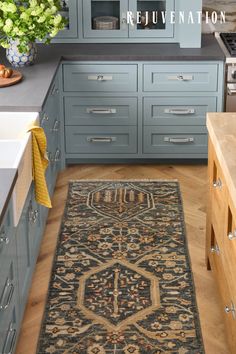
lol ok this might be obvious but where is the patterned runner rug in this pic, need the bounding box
[37,180,204,354]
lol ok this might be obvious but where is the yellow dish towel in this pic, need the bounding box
[29,126,52,208]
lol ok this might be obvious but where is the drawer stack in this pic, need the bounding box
[0,203,18,354]
[143,64,218,157]
[63,64,138,156]
[62,61,223,161]
[206,125,236,352]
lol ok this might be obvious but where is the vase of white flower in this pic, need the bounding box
[0,0,66,67]
[6,39,37,67]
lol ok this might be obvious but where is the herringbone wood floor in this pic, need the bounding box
[15,164,230,354]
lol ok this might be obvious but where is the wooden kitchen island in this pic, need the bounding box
[206,113,236,353]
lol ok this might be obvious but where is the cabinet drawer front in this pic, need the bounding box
[208,141,228,244]
[65,126,137,154]
[41,78,60,131]
[222,197,236,298]
[63,64,138,92]
[65,97,137,126]
[143,126,207,154]
[143,64,218,92]
[209,224,236,350]
[144,97,217,126]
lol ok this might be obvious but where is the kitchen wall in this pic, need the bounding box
[202,0,236,32]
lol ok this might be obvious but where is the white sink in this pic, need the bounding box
[0,112,40,226]
[0,112,39,139]
[0,140,27,168]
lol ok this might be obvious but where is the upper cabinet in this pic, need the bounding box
[53,0,202,48]
[83,0,174,39]
[83,0,129,38]
[55,0,78,38]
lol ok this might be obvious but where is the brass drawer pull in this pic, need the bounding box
[3,322,16,354]
[164,108,195,115]
[211,245,220,255]
[0,279,14,311]
[225,302,236,320]
[213,178,222,189]
[86,108,117,115]
[164,137,194,144]
[87,137,116,143]
[228,231,236,241]
[88,75,113,81]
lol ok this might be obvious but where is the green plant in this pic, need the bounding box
[0,0,67,52]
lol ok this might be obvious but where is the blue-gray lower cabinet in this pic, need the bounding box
[0,73,62,354]
[16,185,42,316]
[0,200,18,354]
[62,60,224,161]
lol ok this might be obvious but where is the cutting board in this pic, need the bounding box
[0,70,23,88]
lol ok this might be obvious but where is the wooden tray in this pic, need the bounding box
[0,70,23,88]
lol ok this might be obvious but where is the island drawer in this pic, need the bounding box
[65,97,138,126]
[143,64,218,92]
[143,126,208,154]
[209,224,236,349]
[209,140,228,247]
[143,97,217,126]
[65,126,137,154]
[63,64,138,92]
[221,196,236,296]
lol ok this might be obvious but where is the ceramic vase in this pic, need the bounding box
[6,39,37,67]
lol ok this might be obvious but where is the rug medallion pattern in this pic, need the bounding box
[37,181,204,354]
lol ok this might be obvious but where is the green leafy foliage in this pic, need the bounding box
[0,0,67,52]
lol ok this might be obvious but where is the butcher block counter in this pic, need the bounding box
[206,113,236,354]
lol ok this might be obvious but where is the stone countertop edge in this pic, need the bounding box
[0,169,18,225]
[207,113,236,209]
[0,34,225,112]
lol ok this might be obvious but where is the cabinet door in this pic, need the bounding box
[56,0,78,38]
[41,74,61,196]
[129,0,174,38]
[16,193,31,311]
[83,0,129,38]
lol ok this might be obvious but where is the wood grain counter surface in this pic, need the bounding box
[207,112,236,208]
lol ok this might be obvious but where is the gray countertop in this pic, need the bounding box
[0,34,225,112]
[0,169,18,225]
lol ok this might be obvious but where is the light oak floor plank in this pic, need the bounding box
[15,164,230,354]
